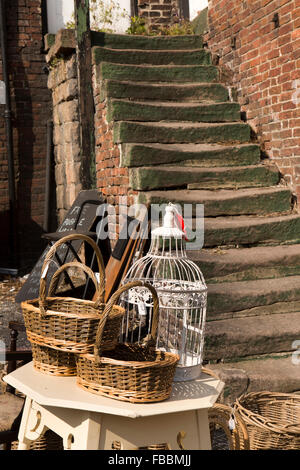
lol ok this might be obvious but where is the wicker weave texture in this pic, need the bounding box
[77,281,179,403]
[31,342,77,376]
[22,234,123,355]
[235,392,300,450]
[208,403,250,450]
[11,430,63,450]
[23,300,123,354]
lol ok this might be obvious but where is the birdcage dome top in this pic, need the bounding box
[124,204,207,295]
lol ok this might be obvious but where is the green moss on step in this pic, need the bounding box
[93,47,211,66]
[91,31,203,49]
[101,80,229,103]
[99,62,219,83]
[114,122,250,144]
[107,100,240,123]
[121,143,261,168]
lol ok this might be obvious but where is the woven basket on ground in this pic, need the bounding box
[22,234,123,376]
[11,430,63,450]
[208,403,250,450]
[76,281,179,403]
[234,391,300,450]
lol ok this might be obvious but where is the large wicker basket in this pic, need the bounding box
[76,281,179,403]
[11,430,63,450]
[22,234,123,376]
[234,391,300,450]
[31,342,77,376]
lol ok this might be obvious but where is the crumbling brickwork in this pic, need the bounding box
[0,0,53,268]
[205,0,300,198]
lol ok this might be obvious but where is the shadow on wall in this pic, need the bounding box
[0,1,54,272]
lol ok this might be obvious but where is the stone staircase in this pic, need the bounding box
[92,33,300,402]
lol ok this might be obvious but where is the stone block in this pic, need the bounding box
[63,121,80,144]
[57,99,79,124]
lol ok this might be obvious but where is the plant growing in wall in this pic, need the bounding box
[126,7,195,36]
[66,0,128,33]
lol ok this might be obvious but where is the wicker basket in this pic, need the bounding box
[22,234,123,355]
[76,281,179,403]
[31,342,77,376]
[234,391,300,450]
[208,403,250,450]
[11,430,63,450]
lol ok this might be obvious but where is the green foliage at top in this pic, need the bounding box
[126,16,195,36]
[66,0,128,33]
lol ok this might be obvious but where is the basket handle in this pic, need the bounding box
[39,234,105,315]
[43,261,103,310]
[94,280,159,362]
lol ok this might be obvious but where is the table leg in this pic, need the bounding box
[20,405,102,450]
[66,413,102,450]
[196,409,212,450]
[17,397,48,450]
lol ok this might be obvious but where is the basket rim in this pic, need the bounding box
[22,298,124,319]
[78,348,180,369]
[76,376,173,403]
[235,391,300,436]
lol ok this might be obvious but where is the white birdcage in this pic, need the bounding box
[121,204,207,381]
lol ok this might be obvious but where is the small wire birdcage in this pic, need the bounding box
[121,204,207,381]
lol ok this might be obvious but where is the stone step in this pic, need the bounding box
[107,99,240,123]
[205,355,300,404]
[189,244,300,283]
[121,143,261,167]
[204,311,300,360]
[138,187,291,217]
[91,31,204,50]
[93,47,211,66]
[129,165,280,190]
[207,276,300,319]
[98,62,219,83]
[202,214,300,248]
[101,80,229,102]
[114,121,251,144]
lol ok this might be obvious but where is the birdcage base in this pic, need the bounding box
[174,364,202,382]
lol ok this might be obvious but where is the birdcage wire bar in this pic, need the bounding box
[121,206,207,382]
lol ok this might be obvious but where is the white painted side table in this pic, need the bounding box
[4,362,224,450]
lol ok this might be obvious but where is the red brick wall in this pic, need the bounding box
[0,0,53,268]
[205,0,300,198]
[93,73,138,240]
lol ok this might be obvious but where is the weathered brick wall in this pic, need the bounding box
[0,0,53,268]
[205,0,300,198]
[93,70,138,240]
[138,0,181,28]
[47,54,82,224]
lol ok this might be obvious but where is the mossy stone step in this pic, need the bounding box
[107,99,240,123]
[98,62,219,83]
[129,165,279,190]
[204,311,300,361]
[207,275,300,318]
[207,355,300,404]
[101,80,229,103]
[114,121,251,144]
[189,244,300,283]
[202,214,300,247]
[93,47,211,66]
[138,187,291,217]
[91,31,203,50]
[121,143,261,167]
